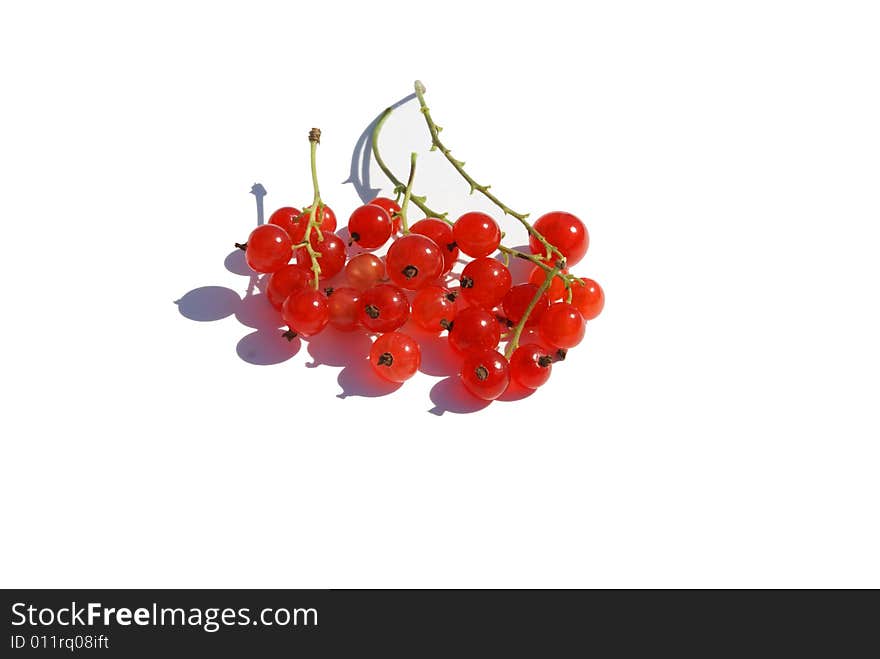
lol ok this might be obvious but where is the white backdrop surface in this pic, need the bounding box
[1,1,878,587]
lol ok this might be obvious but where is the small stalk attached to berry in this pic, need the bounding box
[505,260,564,359]
[295,128,326,289]
[398,152,418,235]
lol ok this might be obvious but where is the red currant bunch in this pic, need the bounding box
[220,82,605,406]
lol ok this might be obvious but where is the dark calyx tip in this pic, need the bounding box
[309,127,321,143]
[324,287,335,297]
[445,291,459,302]
[475,365,490,381]
[281,329,298,342]
[538,355,553,368]
[349,232,360,245]
[402,265,419,279]
[555,348,567,361]
[365,304,380,319]
[235,242,247,251]
[460,276,474,289]
[447,241,458,252]
[439,318,452,331]
[377,352,394,367]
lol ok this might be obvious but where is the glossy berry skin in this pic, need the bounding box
[244,224,293,273]
[412,286,458,333]
[529,211,589,266]
[294,230,347,280]
[358,284,410,333]
[385,233,443,290]
[529,264,567,301]
[510,344,553,389]
[269,206,336,243]
[410,218,458,273]
[460,349,510,401]
[266,264,311,310]
[348,204,393,249]
[368,197,402,233]
[370,332,421,383]
[282,288,329,337]
[570,278,605,320]
[448,306,500,354]
[453,211,501,258]
[327,287,361,331]
[539,302,585,349]
[502,283,549,327]
[459,257,512,309]
[345,253,386,290]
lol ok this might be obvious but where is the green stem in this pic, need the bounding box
[399,152,418,234]
[413,80,562,262]
[372,107,449,222]
[298,129,325,289]
[505,261,564,359]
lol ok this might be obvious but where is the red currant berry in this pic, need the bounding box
[267,206,301,238]
[410,218,458,273]
[348,204,393,249]
[453,211,501,258]
[282,288,329,337]
[327,286,361,331]
[529,211,589,266]
[244,224,293,273]
[370,332,421,383]
[368,197,402,233]
[358,284,410,333]
[539,302,585,349]
[266,264,311,310]
[271,206,336,243]
[509,344,553,389]
[459,257,512,309]
[345,253,386,290]
[448,306,501,354]
[528,264,567,301]
[385,234,443,290]
[460,349,510,401]
[570,278,605,320]
[502,283,549,327]
[412,286,459,333]
[294,230,347,280]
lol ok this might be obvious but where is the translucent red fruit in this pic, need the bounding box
[358,284,410,333]
[269,206,336,243]
[266,264,311,310]
[510,344,553,389]
[460,349,510,401]
[385,234,443,290]
[368,197,402,233]
[453,211,501,258]
[370,332,421,383]
[539,302,585,349]
[502,283,549,327]
[448,306,500,354]
[529,265,567,301]
[410,218,459,273]
[294,230,347,280]
[570,278,605,320]
[345,253,386,290]
[244,224,293,273]
[412,286,459,333]
[282,288,329,337]
[529,211,589,266]
[348,204,393,249]
[327,287,361,331]
[459,257,512,309]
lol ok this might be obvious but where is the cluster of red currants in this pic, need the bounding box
[239,193,604,401]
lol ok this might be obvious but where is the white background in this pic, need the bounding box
[1,1,878,588]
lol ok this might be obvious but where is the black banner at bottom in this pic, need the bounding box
[1,589,873,656]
